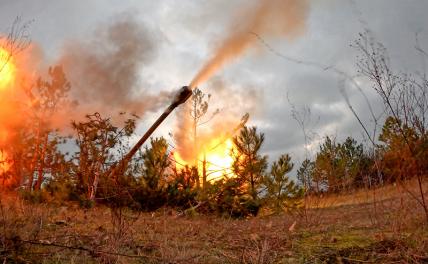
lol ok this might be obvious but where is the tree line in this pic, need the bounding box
[1,31,427,218]
[0,64,303,217]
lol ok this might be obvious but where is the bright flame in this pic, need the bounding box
[0,47,15,184]
[0,47,16,89]
[0,151,10,171]
[202,139,235,181]
[0,150,12,187]
[0,41,39,187]
[173,138,236,182]
[0,130,8,143]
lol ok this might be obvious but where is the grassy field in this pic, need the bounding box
[1,181,428,263]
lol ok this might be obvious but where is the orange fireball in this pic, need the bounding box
[173,138,236,182]
[0,47,16,89]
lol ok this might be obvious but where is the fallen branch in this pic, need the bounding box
[3,237,162,261]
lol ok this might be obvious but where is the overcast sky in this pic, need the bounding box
[1,0,428,166]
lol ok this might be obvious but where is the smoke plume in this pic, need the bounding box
[60,15,171,122]
[189,0,310,88]
[175,0,310,162]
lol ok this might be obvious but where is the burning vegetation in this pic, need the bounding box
[0,47,15,89]
[0,40,27,185]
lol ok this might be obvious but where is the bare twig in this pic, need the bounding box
[0,16,32,73]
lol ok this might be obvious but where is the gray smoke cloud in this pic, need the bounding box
[59,14,171,121]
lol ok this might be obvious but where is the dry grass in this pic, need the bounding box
[307,178,428,209]
[1,182,428,264]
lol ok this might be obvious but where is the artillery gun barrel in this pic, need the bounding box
[107,86,192,178]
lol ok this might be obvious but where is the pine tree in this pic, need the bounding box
[140,137,170,190]
[132,137,170,210]
[231,126,268,199]
[264,154,302,212]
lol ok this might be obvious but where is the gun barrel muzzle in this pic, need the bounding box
[171,86,192,107]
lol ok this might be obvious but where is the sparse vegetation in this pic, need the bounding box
[1,181,427,263]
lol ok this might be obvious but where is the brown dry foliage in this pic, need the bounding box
[1,180,427,264]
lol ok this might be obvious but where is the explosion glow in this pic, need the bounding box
[0,150,10,172]
[174,0,309,179]
[0,46,18,184]
[0,130,10,174]
[0,131,11,185]
[174,138,235,182]
[0,47,16,89]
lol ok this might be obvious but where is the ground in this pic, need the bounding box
[1,181,428,263]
